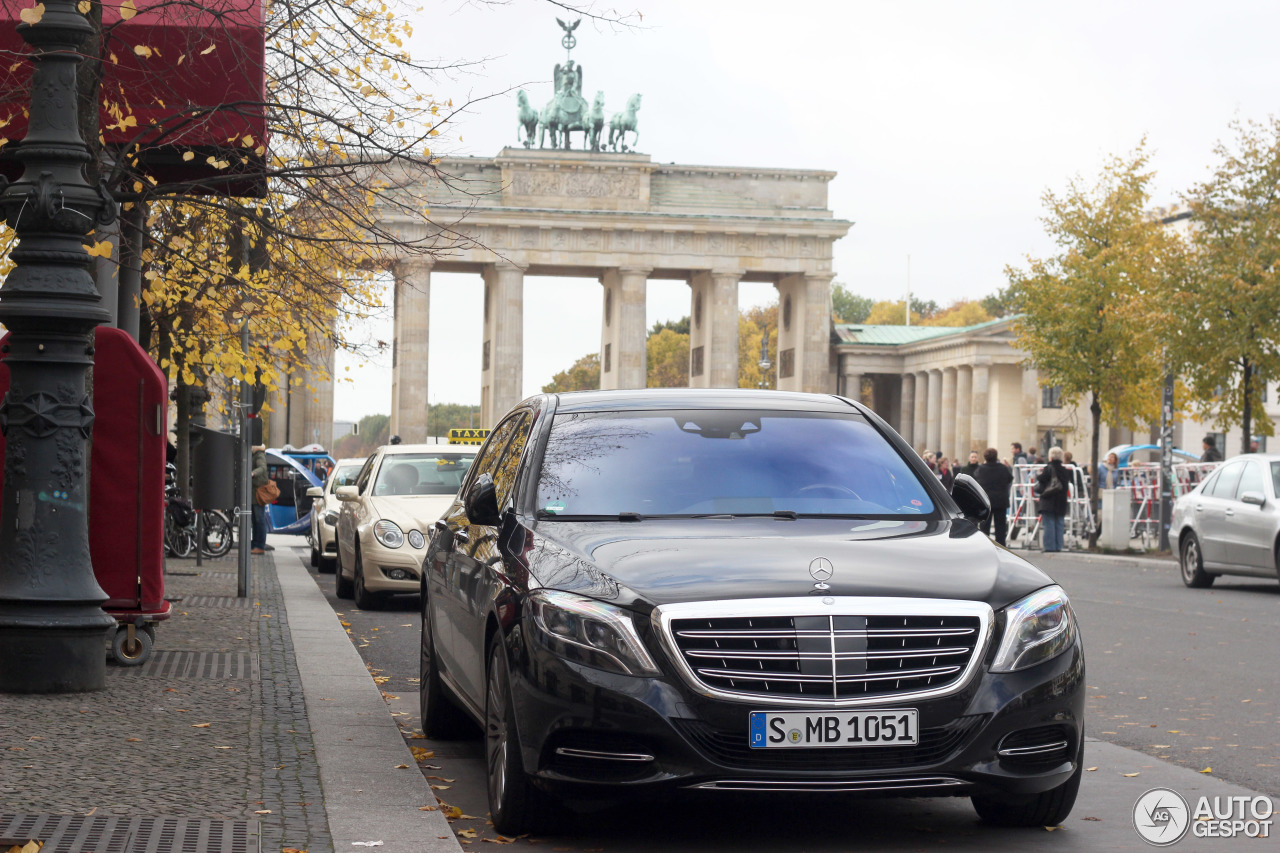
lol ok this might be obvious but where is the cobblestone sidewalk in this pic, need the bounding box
[0,552,333,853]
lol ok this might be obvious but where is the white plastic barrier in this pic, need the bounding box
[1007,464,1095,551]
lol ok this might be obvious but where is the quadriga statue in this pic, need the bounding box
[516,91,539,148]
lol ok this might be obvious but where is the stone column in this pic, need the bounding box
[481,261,524,427]
[971,362,990,452]
[913,371,929,452]
[599,267,650,390]
[688,270,741,388]
[899,373,916,447]
[939,367,957,458]
[840,355,863,404]
[955,365,972,458]
[390,258,432,442]
[303,328,336,448]
[1021,366,1041,453]
[776,273,833,393]
[926,369,943,453]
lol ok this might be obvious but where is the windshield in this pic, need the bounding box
[536,409,935,518]
[329,464,363,491]
[372,452,475,496]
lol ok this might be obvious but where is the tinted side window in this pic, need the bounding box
[469,416,520,484]
[492,414,531,508]
[1235,462,1264,499]
[354,454,378,494]
[1209,462,1244,499]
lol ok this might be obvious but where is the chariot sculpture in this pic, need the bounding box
[517,18,643,153]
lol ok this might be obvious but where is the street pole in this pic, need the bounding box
[0,1,118,692]
[238,324,252,598]
[1158,370,1175,552]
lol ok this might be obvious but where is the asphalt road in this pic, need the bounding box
[279,537,1278,851]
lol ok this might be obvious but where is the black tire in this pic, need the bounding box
[1180,533,1215,588]
[335,546,354,599]
[201,513,233,558]
[318,553,337,575]
[486,640,559,836]
[972,738,1083,827]
[109,626,154,666]
[310,543,320,568]
[353,547,382,610]
[419,589,468,738]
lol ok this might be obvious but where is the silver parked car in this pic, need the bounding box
[1171,453,1280,588]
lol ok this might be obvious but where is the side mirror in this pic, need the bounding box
[335,485,360,502]
[464,473,502,526]
[306,486,323,498]
[1240,490,1266,507]
[951,473,991,523]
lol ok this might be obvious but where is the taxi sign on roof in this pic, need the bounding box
[448,428,490,445]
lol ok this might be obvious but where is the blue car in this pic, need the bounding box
[265,447,336,535]
[1105,444,1200,468]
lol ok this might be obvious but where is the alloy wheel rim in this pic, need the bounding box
[1183,541,1198,580]
[487,663,508,807]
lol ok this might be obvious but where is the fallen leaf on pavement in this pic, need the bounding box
[458,830,478,839]
[1123,773,1140,777]
[126,738,142,743]
[253,810,271,814]
[282,848,307,853]
[442,806,463,819]
[1081,816,1101,821]
[351,843,383,848]
[214,746,233,750]
[425,776,456,782]
[430,785,451,791]
[192,723,211,728]
[418,806,438,811]
[1199,767,1212,773]
[1044,825,1062,831]
[410,747,434,760]
[1085,767,1097,772]
[394,764,409,769]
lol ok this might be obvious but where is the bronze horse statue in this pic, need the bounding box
[588,91,606,151]
[516,90,539,148]
[608,93,642,152]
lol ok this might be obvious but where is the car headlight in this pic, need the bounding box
[324,511,338,526]
[374,520,404,548]
[528,590,660,676]
[407,529,425,549]
[991,585,1078,672]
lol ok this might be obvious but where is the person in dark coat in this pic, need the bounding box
[1200,435,1223,463]
[973,448,1013,546]
[961,450,981,478]
[1036,446,1070,552]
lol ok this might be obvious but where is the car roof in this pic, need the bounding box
[334,457,366,467]
[380,443,478,455]
[548,389,859,414]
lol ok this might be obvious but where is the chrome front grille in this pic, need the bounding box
[657,598,991,705]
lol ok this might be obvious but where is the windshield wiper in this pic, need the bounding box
[534,512,645,521]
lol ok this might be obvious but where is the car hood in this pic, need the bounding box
[526,517,1053,611]
[371,495,457,532]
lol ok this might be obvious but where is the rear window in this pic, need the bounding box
[373,453,475,496]
[330,464,363,490]
[536,409,935,518]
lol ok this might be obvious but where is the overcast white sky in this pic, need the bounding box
[334,0,1278,422]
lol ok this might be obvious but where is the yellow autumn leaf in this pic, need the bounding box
[134,45,153,58]
[182,151,194,161]
[19,4,45,26]
[393,763,408,769]
[120,0,137,20]
[200,43,216,55]
[1122,772,1140,777]
[191,722,211,728]
[457,830,477,839]
[85,240,113,259]
[1199,767,1212,773]
[410,747,434,761]
[77,0,90,13]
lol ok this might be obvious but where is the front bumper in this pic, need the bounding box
[510,627,1085,800]
[358,536,426,594]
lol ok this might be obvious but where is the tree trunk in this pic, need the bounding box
[1240,357,1253,456]
[1088,392,1102,549]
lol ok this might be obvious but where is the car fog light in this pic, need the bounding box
[385,568,411,580]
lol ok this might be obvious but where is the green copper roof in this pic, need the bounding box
[834,317,1008,346]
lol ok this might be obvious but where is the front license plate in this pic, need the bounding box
[749,709,919,748]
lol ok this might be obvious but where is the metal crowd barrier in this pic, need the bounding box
[1111,462,1220,547]
[1007,463,1095,551]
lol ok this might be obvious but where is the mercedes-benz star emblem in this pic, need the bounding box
[809,557,834,589]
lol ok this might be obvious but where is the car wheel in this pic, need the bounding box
[486,639,559,836]
[972,737,1083,827]
[318,552,337,575]
[310,543,320,568]
[419,590,468,738]
[334,544,354,599]
[353,547,382,610]
[1180,534,1215,588]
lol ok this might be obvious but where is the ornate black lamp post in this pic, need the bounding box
[757,330,772,390]
[0,1,116,692]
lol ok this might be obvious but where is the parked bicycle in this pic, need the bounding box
[164,464,234,558]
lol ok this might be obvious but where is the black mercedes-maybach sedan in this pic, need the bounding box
[420,390,1085,835]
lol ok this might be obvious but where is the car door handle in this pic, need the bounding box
[1195,504,1203,512]
[1224,508,1234,517]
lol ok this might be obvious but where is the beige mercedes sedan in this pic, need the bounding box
[334,443,477,608]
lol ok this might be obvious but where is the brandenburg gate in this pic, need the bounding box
[377,147,851,437]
